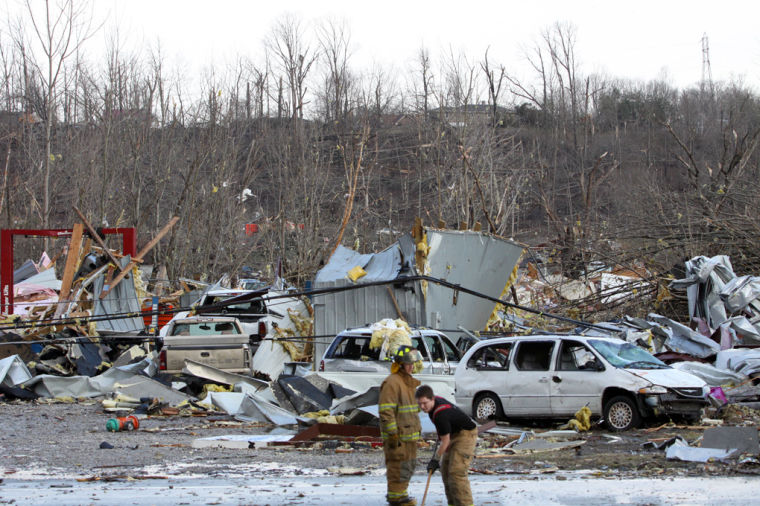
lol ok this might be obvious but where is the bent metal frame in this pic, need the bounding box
[1,227,137,314]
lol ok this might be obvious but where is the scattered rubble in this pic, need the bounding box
[4,218,760,486]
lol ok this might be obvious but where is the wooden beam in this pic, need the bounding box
[386,286,406,322]
[55,223,84,317]
[73,206,122,268]
[81,237,92,258]
[99,216,179,299]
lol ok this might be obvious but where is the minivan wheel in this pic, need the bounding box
[603,395,641,431]
[473,393,503,422]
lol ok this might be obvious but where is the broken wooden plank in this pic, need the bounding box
[99,216,179,299]
[55,223,84,317]
[386,286,406,321]
[81,237,92,258]
[73,206,123,269]
[103,265,116,287]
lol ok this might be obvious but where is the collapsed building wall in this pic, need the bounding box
[312,228,524,365]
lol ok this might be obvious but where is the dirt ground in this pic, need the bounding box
[2,400,757,483]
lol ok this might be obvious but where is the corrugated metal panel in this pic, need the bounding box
[312,279,423,363]
[311,230,523,366]
[315,244,403,283]
[425,230,523,336]
[93,257,145,334]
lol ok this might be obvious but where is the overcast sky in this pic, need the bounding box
[10,0,760,94]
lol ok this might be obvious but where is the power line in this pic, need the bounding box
[0,274,613,334]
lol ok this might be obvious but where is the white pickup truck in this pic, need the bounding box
[158,316,254,374]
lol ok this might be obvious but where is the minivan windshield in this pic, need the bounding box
[588,339,669,369]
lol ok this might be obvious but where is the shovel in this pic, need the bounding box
[420,469,434,506]
[421,441,439,506]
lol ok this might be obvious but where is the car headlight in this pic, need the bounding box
[639,385,668,394]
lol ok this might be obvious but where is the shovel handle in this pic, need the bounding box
[420,469,434,506]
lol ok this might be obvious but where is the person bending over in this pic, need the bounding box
[416,384,477,506]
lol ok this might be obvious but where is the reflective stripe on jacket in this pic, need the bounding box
[379,369,421,441]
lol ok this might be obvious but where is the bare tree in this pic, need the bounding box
[21,0,96,229]
[266,14,317,128]
[481,47,505,127]
[415,46,433,117]
[317,18,352,124]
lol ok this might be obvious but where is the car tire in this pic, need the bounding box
[473,393,503,423]
[603,395,641,431]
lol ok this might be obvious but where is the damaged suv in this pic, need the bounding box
[319,326,461,374]
[455,335,708,431]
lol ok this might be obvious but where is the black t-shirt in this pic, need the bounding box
[429,396,476,436]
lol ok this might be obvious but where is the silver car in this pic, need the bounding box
[319,326,461,375]
[455,335,708,431]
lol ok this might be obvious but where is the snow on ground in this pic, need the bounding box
[1,473,758,505]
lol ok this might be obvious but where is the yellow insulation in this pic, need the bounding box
[486,258,522,330]
[347,265,367,281]
[560,405,592,431]
[369,318,412,355]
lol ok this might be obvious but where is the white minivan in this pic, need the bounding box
[455,335,708,431]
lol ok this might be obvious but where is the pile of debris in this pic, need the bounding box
[1,216,314,388]
[494,253,760,409]
[0,345,429,449]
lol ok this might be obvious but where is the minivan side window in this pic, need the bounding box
[467,343,512,370]
[557,340,598,371]
[514,341,554,371]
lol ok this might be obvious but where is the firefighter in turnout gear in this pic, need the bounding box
[379,345,423,505]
